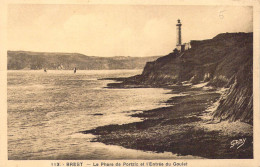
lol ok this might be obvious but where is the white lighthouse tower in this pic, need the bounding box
[176,19,183,51]
[176,19,182,46]
[175,19,190,52]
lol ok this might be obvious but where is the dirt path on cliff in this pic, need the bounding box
[81,85,253,159]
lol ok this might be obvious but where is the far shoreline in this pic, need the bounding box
[7,69,144,71]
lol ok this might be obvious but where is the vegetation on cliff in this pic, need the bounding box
[117,32,253,124]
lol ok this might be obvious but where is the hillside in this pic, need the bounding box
[7,51,160,70]
[115,32,253,124]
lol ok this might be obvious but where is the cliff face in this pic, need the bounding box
[212,56,253,124]
[7,51,160,70]
[122,32,253,124]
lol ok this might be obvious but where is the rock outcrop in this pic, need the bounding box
[120,32,253,124]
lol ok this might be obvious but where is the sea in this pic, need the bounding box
[7,70,194,160]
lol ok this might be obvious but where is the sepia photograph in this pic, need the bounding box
[1,0,260,166]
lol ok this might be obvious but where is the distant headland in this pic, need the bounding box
[7,51,160,70]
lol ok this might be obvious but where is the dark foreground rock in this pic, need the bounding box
[82,86,253,159]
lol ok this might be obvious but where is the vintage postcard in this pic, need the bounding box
[0,0,259,167]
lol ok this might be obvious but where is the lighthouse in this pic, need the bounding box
[175,19,190,52]
[176,19,182,47]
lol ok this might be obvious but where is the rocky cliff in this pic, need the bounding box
[120,32,253,124]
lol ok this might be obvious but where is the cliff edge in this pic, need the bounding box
[118,32,253,124]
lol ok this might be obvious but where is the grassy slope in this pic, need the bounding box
[118,32,253,124]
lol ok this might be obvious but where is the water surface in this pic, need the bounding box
[8,70,187,160]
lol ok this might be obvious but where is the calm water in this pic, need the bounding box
[8,70,194,160]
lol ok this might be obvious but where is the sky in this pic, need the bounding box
[8,5,253,57]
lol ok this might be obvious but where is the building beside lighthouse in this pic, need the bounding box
[176,19,190,52]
